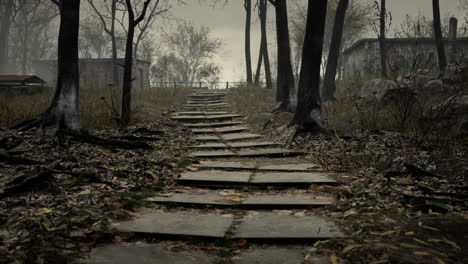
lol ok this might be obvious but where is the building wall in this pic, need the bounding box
[343,39,468,79]
[33,59,150,89]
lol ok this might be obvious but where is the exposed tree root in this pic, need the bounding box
[70,131,153,150]
[272,101,294,113]
[131,127,165,136]
[111,135,161,142]
[0,168,52,199]
[0,152,40,165]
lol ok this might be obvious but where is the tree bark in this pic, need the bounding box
[254,37,263,85]
[448,17,458,64]
[13,0,81,132]
[270,0,295,111]
[110,0,119,88]
[121,0,151,127]
[379,0,387,78]
[259,0,272,89]
[244,0,253,84]
[292,0,328,131]
[433,0,447,73]
[322,0,349,101]
[0,0,14,74]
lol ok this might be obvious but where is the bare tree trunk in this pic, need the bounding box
[270,0,295,112]
[259,0,272,89]
[254,39,263,85]
[292,0,328,132]
[13,0,81,132]
[433,0,446,73]
[0,0,14,74]
[448,17,458,64]
[244,0,253,84]
[379,0,387,78]
[121,0,152,127]
[323,0,349,101]
[110,0,119,88]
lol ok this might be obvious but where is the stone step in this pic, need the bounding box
[233,212,344,240]
[190,148,302,158]
[194,133,262,142]
[174,111,230,116]
[113,211,343,240]
[85,243,215,264]
[114,211,233,238]
[183,121,244,128]
[176,171,336,186]
[171,114,241,123]
[191,142,279,149]
[193,161,323,172]
[191,126,249,134]
[85,244,329,264]
[147,189,334,208]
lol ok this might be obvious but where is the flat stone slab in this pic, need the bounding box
[233,212,344,239]
[174,111,229,116]
[191,126,249,134]
[191,143,229,149]
[251,172,336,184]
[114,211,233,238]
[220,133,262,141]
[147,190,332,207]
[85,243,214,264]
[178,171,252,183]
[194,135,220,141]
[171,114,241,122]
[194,161,322,172]
[228,142,279,148]
[237,148,302,157]
[234,247,309,264]
[183,121,244,128]
[194,161,257,170]
[191,150,237,158]
[147,191,240,206]
[257,163,323,172]
[242,194,333,206]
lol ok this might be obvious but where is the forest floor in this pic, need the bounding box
[0,87,467,264]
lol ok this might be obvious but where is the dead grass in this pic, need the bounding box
[227,85,276,116]
[0,86,190,129]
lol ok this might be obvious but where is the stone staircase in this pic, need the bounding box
[84,89,345,264]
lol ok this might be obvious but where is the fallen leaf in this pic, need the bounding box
[329,254,337,264]
[344,209,358,217]
[273,210,293,216]
[79,189,91,195]
[342,244,363,254]
[413,251,432,256]
[33,208,52,216]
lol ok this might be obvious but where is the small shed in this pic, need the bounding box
[0,75,48,95]
[0,75,46,87]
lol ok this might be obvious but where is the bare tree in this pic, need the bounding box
[268,0,295,111]
[87,0,120,87]
[244,0,253,84]
[379,0,387,77]
[254,0,272,88]
[14,0,81,133]
[322,0,349,101]
[433,0,447,73]
[292,0,328,132]
[120,0,153,127]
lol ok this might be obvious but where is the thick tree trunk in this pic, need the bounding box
[292,0,328,131]
[323,0,349,101]
[379,0,387,78]
[259,0,272,89]
[0,0,14,74]
[272,0,295,112]
[13,0,81,132]
[448,17,458,64]
[433,0,447,73]
[244,0,253,84]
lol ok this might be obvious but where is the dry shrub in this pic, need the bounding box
[0,86,190,129]
[228,84,276,116]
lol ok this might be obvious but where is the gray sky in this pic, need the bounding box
[168,0,464,81]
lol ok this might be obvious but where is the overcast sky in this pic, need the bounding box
[168,0,464,81]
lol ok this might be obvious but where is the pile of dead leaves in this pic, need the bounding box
[0,117,194,263]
